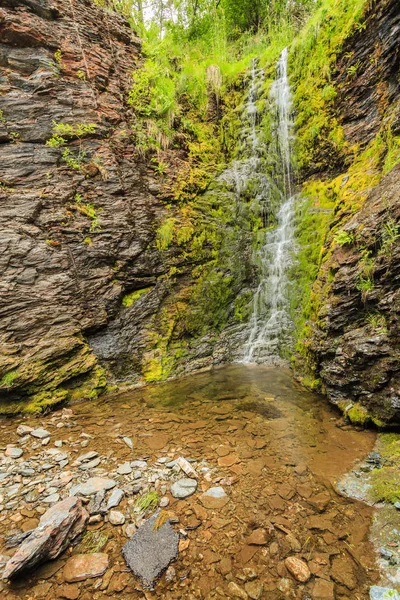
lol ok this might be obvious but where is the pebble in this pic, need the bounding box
[170,478,198,499]
[5,446,23,459]
[31,428,51,439]
[117,462,132,475]
[199,486,229,509]
[131,460,147,468]
[106,488,124,510]
[55,440,63,447]
[369,587,400,600]
[63,553,109,583]
[123,437,133,449]
[284,556,311,582]
[71,477,116,497]
[17,425,33,436]
[43,493,60,503]
[160,497,169,508]
[109,510,125,525]
[227,581,248,599]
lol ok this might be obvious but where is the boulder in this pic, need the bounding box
[2,497,88,579]
[122,511,179,587]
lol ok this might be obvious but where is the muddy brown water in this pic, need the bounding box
[0,365,380,599]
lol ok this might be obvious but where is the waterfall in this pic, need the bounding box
[242,47,297,363]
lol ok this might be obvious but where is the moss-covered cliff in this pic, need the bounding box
[291,0,400,426]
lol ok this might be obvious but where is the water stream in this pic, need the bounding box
[242,47,297,364]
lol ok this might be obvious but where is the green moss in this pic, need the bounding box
[347,403,370,426]
[0,370,18,389]
[122,287,152,308]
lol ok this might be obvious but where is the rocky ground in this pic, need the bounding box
[0,365,393,599]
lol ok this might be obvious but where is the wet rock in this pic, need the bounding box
[219,557,232,575]
[2,497,88,579]
[284,556,311,583]
[58,583,80,599]
[313,578,334,599]
[31,428,51,439]
[63,553,109,583]
[308,492,331,512]
[72,477,116,497]
[330,555,356,590]
[108,510,125,525]
[171,478,198,499]
[244,581,263,600]
[246,528,269,546]
[369,586,400,600]
[5,446,23,459]
[227,581,248,599]
[199,486,229,509]
[122,511,179,587]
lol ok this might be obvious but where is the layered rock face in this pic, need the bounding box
[302,0,400,425]
[0,0,172,411]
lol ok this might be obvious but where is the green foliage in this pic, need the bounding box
[156,218,176,251]
[356,277,373,293]
[54,49,64,69]
[135,491,159,512]
[62,147,87,170]
[333,230,354,247]
[9,131,20,143]
[380,217,399,254]
[366,312,388,334]
[0,110,5,123]
[46,134,66,148]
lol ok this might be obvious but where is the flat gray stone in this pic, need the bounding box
[370,587,400,600]
[123,437,133,449]
[117,462,132,475]
[79,458,101,471]
[31,428,51,439]
[17,425,33,436]
[106,488,124,510]
[109,510,125,525]
[170,478,197,499]
[5,446,23,458]
[71,477,116,497]
[131,460,147,468]
[122,511,179,587]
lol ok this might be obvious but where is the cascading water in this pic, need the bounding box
[242,47,297,363]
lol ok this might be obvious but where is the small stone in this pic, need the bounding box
[106,488,124,510]
[246,528,269,546]
[199,486,229,509]
[109,510,125,525]
[160,497,169,508]
[5,446,23,458]
[43,493,60,504]
[165,565,176,582]
[284,556,310,583]
[244,581,263,600]
[63,553,109,582]
[394,502,400,510]
[76,451,98,464]
[72,477,116,497]
[171,478,198,499]
[17,425,33,436]
[123,437,133,449]
[219,557,232,575]
[58,583,80,599]
[312,578,334,600]
[131,460,147,468]
[227,581,248,599]
[55,440,63,448]
[175,456,197,478]
[79,458,101,470]
[117,463,132,475]
[42,437,50,446]
[31,428,51,439]
[124,523,136,537]
[369,586,400,600]
[88,515,102,524]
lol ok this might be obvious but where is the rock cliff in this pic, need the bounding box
[0,0,172,411]
[297,0,400,425]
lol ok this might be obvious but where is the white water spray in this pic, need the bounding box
[242,47,297,363]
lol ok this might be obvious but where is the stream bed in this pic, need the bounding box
[0,365,387,598]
